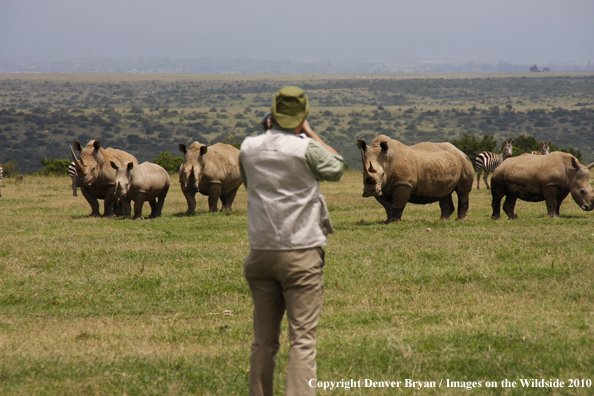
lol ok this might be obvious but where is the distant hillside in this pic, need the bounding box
[2,57,594,75]
[0,73,593,173]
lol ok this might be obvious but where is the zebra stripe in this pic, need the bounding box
[69,162,78,196]
[475,140,514,190]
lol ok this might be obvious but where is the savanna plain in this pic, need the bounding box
[2,172,594,395]
[1,73,594,395]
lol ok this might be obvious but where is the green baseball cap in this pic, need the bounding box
[271,86,310,129]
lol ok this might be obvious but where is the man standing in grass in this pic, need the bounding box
[239,86,344,396]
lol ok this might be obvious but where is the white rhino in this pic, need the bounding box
[357,135,475,222]
[491,152,594,219]
[178,142,242,214]
[111,161,170,220]
[71,140,138,217]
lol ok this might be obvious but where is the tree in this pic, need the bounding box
[153,151,183,174]
[449,133,497,160]
[508,134,540,154]
[38,158,70,176]
[1,161,19,177]
[529,64,540,72]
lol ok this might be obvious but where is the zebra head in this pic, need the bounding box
[502,139,514,160]
[541,141,550,155]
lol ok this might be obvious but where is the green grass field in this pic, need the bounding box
[1,172,593,395]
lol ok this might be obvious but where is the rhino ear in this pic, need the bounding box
[179,144,187,154]
[93,140,101,151]
[571,156,581,170]
[110,161,119,171]
[200,146,208,156]
[380,141,389,154]
[73,141,82,152]
[127,162,134,172]
[357,139,367,151]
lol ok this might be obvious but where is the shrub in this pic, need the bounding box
[153,151,183,174]
[38,158,70,176]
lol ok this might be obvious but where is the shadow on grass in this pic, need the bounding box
[172,212,194,218]
[353,219,386,226]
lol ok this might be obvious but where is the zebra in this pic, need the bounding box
[68,161,78,196]
[0,163,3,198]
[475,139,514,190]
[531,140,550,155]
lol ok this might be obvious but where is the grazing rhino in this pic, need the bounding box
[111,161,170,220]
[70,140,138,217]
[490,152,594,219]
[357,135,475,223]
[178,142,242,214]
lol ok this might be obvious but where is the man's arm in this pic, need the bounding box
[239,156,248,189]
[304,140,344,182]
[296,120,339,156]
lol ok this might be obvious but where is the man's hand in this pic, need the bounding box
[296,120,339,155]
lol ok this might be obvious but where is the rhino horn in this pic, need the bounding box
[368,162,376,173]
[70,145,84,170]
[188,166,196,183]
[587,162,594,170]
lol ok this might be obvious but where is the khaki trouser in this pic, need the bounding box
[244,247,325,396]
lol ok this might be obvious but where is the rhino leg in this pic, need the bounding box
[555,192,569,217]
[490,178,506,219]
[208,183,222,212]
[502,195,519,219]
[183,191,197,215]
[81,187,101,217]
[373,194,394,222]
[114,199,125,216]
[120,198,132,219]
[456,186,471,220]
[386,185,411,223]
[133,192,147,220]
[221,186,240,211]
[148,199,157,217]
[439,194,455,220]
[102,186,117,218]
[151,185,169,218]
[542,186,567,218]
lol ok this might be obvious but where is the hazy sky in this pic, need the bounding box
[1,0,593,64]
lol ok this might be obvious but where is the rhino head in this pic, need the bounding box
[179,142,208,193]
[70,140,102,186]
[111,161,135,198]
[569,158,594,211]
[357,139,387,197]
